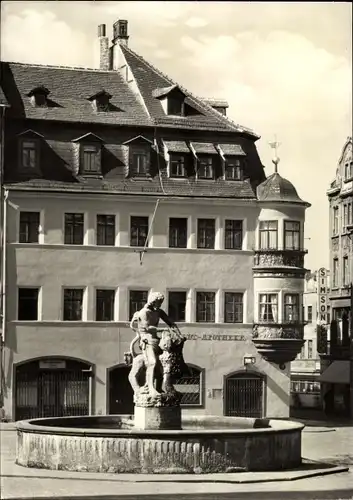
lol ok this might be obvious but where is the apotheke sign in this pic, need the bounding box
[184,333,246,341]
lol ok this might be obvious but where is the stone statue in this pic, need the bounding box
[126,292,187,406]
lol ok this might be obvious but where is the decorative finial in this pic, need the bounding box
[268,135,281,173]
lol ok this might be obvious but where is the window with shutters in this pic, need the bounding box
[80,144,101,174]
[129,146,150,176]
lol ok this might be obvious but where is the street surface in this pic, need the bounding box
[1,419,353,500]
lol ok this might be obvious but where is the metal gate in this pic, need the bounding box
[15,359,91,421]
[225,372,264,418]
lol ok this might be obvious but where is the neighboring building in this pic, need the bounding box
[320,137,352,417]
[0,20,310,421]
[290,268,330,410]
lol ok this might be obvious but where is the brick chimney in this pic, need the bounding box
[98,24,110,70]
[112,20,129,47]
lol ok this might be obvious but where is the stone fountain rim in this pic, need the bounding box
[16,415,304,437]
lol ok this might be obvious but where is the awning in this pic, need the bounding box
[319,361,350,384]
[219,144,246,156]
[163,140,190,153]
[191,142,219,154]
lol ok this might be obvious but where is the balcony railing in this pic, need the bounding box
[253,248,307,269]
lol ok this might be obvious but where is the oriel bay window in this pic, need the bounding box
[169,218,187,248]
[196,292,215,323]
[130,216,149,247]
[284,221,300,250]
[129,290,148,320]
[259,221,278,249]
[64,213,84,245]
[19,211,40,243]
[170,154,186,177]
[284,294,299,323]
[63,289,84,321]
[224,292,243,323]
[97,214,115,246]
[197,219,215,249]
[168,291,187,322]
[259,294,278,323]
[96,289,115,321]
[197,156,214,179]
[225,220,243,250]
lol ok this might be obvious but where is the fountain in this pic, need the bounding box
[16,292,304,474]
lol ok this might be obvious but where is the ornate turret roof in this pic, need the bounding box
[257,172,309,205]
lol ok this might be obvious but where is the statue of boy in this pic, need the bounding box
[129,292,183,398]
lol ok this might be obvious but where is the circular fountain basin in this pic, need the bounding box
[16,415,304,474]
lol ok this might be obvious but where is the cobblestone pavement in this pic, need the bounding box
[1,421,353,499]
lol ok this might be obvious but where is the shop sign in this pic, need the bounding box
[39,360,66,369]
[184,333,246,341]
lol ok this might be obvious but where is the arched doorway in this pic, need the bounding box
[224,371,265,418]
[108,365,134,415]
[15,357,92,421]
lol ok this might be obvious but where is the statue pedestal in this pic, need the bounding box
[134,405,181,430]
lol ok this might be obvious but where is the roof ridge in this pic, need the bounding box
[1,61,116,73]
[121,45,260,139]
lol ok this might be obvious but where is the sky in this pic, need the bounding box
[1,1,352,271]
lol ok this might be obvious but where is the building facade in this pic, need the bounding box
[290,269,330,410]
[0,20,310,421]
[320,137,352,417]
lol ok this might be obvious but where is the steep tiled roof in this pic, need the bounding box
[0,62,151,126]
[257,172,309,205]
[119,45,259,137]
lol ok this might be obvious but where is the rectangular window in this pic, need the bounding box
[96,289,115,321]
[81,144,100,173]
[169,218,187,248]
[129,290,148,320]
[198,157,214,179]
[168,291,186,322]
[167,97,183,116]
[284,221,300,250]
[197,219,215,249]
[170,154,186,177]
[284,294,299,322]
[343,256,350,286]
[224,292,243,323]
[348,203,352,226]
[21,140,37,169]
[130,216,149,247]
[225,220,243,250]
[333,207,339,235]
[343,204,348,232]
[327,305,331,325]
[307,305,313,323]
[308,340,313,359]
[196,292,215,323]
[63,288,83,321]
[18,288,39,320]
[259,294,278,322]
[333,258,339,288]
[259,221,278,249]
[97,215,115,246]
[19,212,40,243]
[345,161,353,180]
[225,158,242,180]
[64,213,84,245]
[130,147,150,176]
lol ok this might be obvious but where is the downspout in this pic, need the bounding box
[0,105,6,411]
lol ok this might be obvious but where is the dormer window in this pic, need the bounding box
[167,96,184,116]
[27,86,50,107]
[17,130,44,172]
[72,133,104,176]
[88,90,112,112]
[225,158,242,180]
[21,140,37,169]
[170,154,186,177]
[198,156,214,179]
[81,144,101,173]
[130,146,150,176]
[153,85,186,117]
